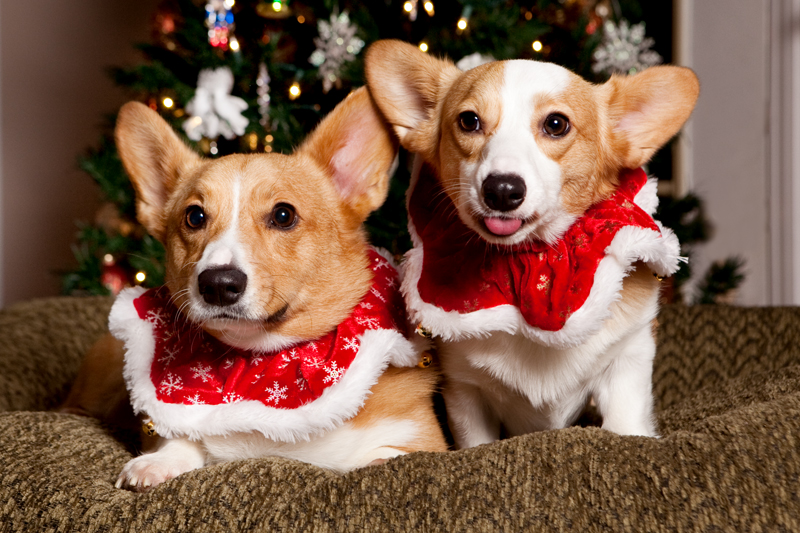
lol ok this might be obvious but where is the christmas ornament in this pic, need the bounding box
[205,0,235,49]
[183,67,249,141]
[308,11,365,93]
[257,62,271,128]
[592,19,662,76]
[101,255,128,296]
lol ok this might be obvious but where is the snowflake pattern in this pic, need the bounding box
[323,362,345,384]
[537,275,551,292]
[592,19,662,76]
[356,316,380,329]
[278,349,300,369]
[342,337,359,353]
[158,345,180,364]
[187,393,205,405]
[222,392,243,404]
[159,373,184,396]
[190,363,213,383]
[265,382,288,404]
[137,249,403,412]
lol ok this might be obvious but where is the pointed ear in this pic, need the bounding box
[115,102,202,242]
[365,39,461,161]
[603,65,700,169]
[297,87,398,223]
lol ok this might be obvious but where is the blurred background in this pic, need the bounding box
[0,0,791,307]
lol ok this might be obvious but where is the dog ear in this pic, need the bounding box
[297,86,398,223]
[115,102,202,241]
[365,39,461,162]
[603,66,700,169]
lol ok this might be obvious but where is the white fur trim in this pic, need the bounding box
[110,287,418,443]
[402,166,681,349]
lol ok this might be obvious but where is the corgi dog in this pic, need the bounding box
[61,87,446,491]
[364,40,699,448]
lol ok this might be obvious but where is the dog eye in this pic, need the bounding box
[543,114,570,137]
[459,111,481,132]
[269,203,298,230]
[185,205,206,229]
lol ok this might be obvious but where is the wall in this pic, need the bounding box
[682,0,771,305]
[0,0,158,307]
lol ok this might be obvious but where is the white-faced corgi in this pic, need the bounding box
[365,40,699,448]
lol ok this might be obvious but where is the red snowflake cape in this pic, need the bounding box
[402,163,682,348]
[109,249,420,442]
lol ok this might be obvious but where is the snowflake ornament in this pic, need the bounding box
[183,67,249,141]
[308,11,365,93]
[592,19,662,76]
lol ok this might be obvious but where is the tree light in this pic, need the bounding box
[419,42,429,53]
[457,18,468,30]
[424,1,434,15]
[272,1,282,12]
[289,82,301,100]
[162,97,174,108]
[532,41,543,52]
[229,37,240,51]
[135,271,146,283]
[404,1,413,13]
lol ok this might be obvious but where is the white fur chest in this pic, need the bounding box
[438,288,660,442]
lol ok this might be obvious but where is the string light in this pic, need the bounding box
[424,1,434,16]
[162,97,174,108]
[457,5,472,33]
[135,271,146,283]
[403,1,413,13]
[272,1,282,12]
[209,140,219,155]
[419,42,429,53]
[229,36,240,51]
[297,15,305,23]
[288,82,301,100]
[532,41,543,52]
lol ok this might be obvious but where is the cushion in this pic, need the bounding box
[1,298,799,530]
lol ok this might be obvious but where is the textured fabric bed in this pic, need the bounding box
[1,297,799,531]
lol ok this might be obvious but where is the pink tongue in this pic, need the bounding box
[484,217,522,236]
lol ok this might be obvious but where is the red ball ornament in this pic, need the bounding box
[101,257,128,295]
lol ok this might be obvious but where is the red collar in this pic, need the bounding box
[408,167,661,332]
[132,249,406,410]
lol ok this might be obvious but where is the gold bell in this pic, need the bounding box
[415,324,432,338]
[418,353,433,368]
[142,420,157,437]
[653,273,664,282]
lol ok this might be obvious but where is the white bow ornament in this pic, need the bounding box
[183,67,249,141]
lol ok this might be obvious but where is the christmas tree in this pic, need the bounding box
[64,0,740,304]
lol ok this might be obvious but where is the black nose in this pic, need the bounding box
[482,173,527,212]
[198,267,247,307]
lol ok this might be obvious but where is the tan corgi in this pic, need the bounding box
[365,40,699,448]
[62,86,446,491]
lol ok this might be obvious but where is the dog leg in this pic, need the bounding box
[592,323,658,437]
[116,437,206,492]
[443,381,501,449]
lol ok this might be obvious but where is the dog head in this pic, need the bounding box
[365,40,699,245]
[115,87,397,351]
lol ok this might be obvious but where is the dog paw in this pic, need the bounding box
[115,442,205,492]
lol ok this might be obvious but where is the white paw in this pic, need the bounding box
[115,439,206,491]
